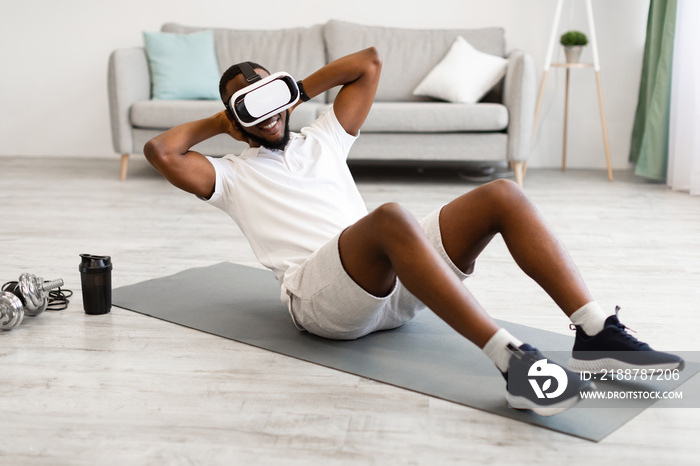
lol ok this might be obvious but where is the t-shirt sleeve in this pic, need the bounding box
[198,155,230,209]
[302,107,358,159]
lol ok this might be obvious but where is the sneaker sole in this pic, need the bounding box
[506,393,581,417]
[567,357,683,374]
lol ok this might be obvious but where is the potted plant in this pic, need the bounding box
[560,30,588,64]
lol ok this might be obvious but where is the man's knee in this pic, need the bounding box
[369,202,422,239]
[480,179,528,208]
[485,178,524,196]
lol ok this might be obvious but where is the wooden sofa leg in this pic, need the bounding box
[120,154,129,181]
[511,161,525,187]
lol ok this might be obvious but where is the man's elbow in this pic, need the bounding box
[143,138,171,169]
[365,47,383,73]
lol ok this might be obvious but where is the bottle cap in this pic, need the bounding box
[79,254,112,274]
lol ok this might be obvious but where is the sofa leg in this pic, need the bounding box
[511,161,525,187]
[120,154,129,181]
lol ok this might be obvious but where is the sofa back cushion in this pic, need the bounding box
[323,20,506,102]
[161,23,327,102]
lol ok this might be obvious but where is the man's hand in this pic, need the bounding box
[216,110,249,144]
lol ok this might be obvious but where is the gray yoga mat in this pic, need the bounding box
[112,262,698,442]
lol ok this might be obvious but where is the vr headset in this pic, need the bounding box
[228,62,300,127]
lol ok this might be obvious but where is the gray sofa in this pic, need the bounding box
[108,20,535,185]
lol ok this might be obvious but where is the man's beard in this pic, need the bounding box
[236,110,291,151]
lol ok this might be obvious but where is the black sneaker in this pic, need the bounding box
[504,343,594,417]
[567,307,684,374]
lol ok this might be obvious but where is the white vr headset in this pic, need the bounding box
[228,62,300,127]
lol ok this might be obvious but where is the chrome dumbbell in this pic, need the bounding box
[0,291,24,331]
[12,273,64,316]
[0,273,64,331]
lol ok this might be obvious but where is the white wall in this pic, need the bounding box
[0,0,648,169]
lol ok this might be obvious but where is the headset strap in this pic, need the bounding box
[239,62,262,84]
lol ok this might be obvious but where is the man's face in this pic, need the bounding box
[224,68,291,151]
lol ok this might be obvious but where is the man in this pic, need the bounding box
[144,47,682,416]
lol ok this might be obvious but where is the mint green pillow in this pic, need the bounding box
[143,30,220,100]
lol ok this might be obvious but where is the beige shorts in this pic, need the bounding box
[283,207,474,340]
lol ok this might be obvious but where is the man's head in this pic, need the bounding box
[219,62,291,151]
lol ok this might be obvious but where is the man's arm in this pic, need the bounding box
[294,47,382,136]
[143,111,247,199]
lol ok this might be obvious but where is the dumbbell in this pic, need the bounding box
[0,291,24,331]
[0,273,64,331]
[13,273,64,316]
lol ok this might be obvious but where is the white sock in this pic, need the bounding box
[483,328,523,373]
[569,301,612,336]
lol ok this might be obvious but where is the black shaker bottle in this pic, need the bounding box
[78,254,112,315]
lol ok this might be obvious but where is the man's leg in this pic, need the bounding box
[438,179,594,316]
[338,192,591,416]
[338,201,501,348]
[338,179,596,347]
[431,179,682,374]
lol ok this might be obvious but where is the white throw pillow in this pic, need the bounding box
[413,36,508,104]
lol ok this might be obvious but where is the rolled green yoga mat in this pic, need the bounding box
[112,262,699,442]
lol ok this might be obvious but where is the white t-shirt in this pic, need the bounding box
[204,108,368,299]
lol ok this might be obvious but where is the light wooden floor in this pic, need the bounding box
[1,156,699,465]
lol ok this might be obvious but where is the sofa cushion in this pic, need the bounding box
[413,36,507,104]
[316,102,508,132]
[142,30,220,100]
[131,100,508,133]
[161,23,326,103]
[130,99,319,132]
[349,132,507,162]
[323,20,506,103]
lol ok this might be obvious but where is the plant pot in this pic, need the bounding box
[564,45,583,64]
